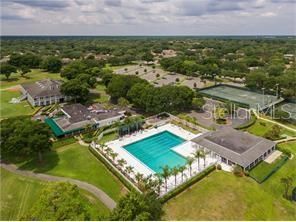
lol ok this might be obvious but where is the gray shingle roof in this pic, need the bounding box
[191,127,276,168]
[21,79,63,98]
[56,103,124,131]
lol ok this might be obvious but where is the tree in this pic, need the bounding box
[193,150,205,170]
[118,97,130,107]
[0,63,17,79]
[264,125,282,140]
[281,176,293,200]
[20,65,31,77]
[24,182,90,220]
[42,56,62,73]
[178,165,186,182]
[186,157,194,176]
[192,97,206,111]
[61,79,89,102]
[171,166,179,187]
[61,60,88,79]
[1,116,52,162]
[160,165,171,192]
[110,191,163,221]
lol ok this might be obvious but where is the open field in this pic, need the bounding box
[0,168,110,220]
[14,143,127,201]
[245,118,296,138]
[0,89,36,119]
[0,69,63,90]
[164,141,296,220]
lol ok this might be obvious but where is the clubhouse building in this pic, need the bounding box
[191,127,276,170]
[20,79,70,106]
[45,103,125,137]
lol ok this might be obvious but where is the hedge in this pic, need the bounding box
[88,146,138,193]
[160,165,216,203]
[235,114,257,130]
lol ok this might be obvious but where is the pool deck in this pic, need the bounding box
[105,124,197,177]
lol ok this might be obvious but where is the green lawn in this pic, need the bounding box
[164,141,296,220]
[0,168,110,221]
[16,143,126,201]
[245,119,296,138]
[88,84,110,104]
[0,90,36,119]
[99,131,119,144]
[249,155,288,183]
[0,69,62,90]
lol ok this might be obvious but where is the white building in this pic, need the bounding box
[20,79,71,106]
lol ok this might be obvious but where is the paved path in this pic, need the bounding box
[275,136,296,143]
[0,162,116,210]
[252,110,296,133]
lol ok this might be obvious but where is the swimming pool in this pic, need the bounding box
[123,131,187,173]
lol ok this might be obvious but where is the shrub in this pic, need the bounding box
[216,164,222,170]
[277,146,292,158]
[233,165,244,177]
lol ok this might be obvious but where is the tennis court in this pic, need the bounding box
[200,85,280,109]
[279,102,296,120]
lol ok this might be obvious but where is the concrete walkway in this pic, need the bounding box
[0,162,116,210]
[252,110,296,133]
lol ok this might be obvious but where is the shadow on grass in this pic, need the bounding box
[3,149,60,173]
[0,77,20,82]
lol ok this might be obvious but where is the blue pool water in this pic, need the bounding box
[123,131,187,173]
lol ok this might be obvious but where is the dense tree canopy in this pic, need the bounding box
[41,56,62,73]
[0,116,52,162]
[24,182,91,221]
[61,79,89,102]
[110,191,163,221]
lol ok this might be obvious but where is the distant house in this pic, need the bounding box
[45,103,125,137]
[20,79,70,106]
[191,127,276,170]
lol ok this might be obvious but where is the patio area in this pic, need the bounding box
[92,123,218,195]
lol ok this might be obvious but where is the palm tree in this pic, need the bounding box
[105,147,112,158]
[178,165,186,182]
[161,165,171,192]
[172,166,179,187]
[203,149,210,167]
[109,151,118,163]
[193,150,205,170]
[135,172,144,187]
[186,157,194,176]
[125,166,134,177]
[155,174,163,196]
[117,158,127,170]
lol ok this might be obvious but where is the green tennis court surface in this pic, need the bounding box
[200,85,281,109]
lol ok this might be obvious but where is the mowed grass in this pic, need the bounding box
[0,90,36,119]
[164,141,296,220]
[245,118,296,138]
[88,84,110,104]
[0,69,63,90]
[0,168,110,220]
[17,143,126,201]
[249,155,288,183]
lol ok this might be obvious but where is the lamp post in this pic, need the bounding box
[275,83,279,99]
[262,87,265,107]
